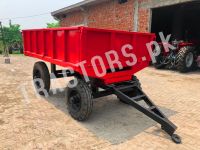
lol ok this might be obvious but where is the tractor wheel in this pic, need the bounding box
[176,46,195,73]
[33,61,50,96]
[66,79,93,121]
[154,55,166,69]
[153,45,166,69]
[118,76,141,104]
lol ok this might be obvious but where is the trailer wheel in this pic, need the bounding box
[176,46,195,73]
[118,76,141,104]
[67,79,93,121]
[33,61,50,96]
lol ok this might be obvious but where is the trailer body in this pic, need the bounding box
[23,26,155,84]
[23,26,181,143]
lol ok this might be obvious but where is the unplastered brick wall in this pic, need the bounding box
[60,0,135,31]
[60,10,85,27]
[88,0,135,31]
[138,8,150,32]
[138,0,151,32]
[59,0,153,32]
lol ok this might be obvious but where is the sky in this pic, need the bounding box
[0,0,83,29]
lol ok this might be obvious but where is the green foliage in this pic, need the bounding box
[47,22,60,28]
[0,24,22,54]
[12,51,22,54]
[0,24,22,45]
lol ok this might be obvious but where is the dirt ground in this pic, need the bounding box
[0,55,200,150]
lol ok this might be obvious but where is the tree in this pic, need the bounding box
[47,22,60,28]
[0,24,22,45]
[0,24,23,54]
[0,41,3,54]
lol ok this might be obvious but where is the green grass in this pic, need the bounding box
[10,53,24,56]
[0,51,24,56]
[12,51,22,54]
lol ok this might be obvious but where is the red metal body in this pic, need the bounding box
[23,26,155,84]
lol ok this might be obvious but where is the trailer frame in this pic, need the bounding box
[49,63,181,144]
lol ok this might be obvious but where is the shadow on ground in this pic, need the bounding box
[45,88,177,145]
[149,66,200,75]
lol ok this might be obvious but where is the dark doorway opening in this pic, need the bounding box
[151,1,200,42]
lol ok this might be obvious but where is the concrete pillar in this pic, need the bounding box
[80,7,88,26]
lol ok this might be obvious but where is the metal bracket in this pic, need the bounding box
[50,64,75,78]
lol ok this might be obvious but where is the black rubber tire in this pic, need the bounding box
[119,76,141,104]
[153,46,166,69]
[176,46,195,73]
[33,61,50,96]
[154,55,166,69]
[67,79,93,121]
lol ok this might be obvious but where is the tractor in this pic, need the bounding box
[154,40,200,72]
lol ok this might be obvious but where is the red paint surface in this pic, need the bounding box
[23,26,155,85]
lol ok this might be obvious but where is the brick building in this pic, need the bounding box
[52,0,200,40]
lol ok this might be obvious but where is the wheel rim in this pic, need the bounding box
[185,52,194,68]
[69,91,81,112]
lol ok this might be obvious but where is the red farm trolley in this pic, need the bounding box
[23,26,181,143]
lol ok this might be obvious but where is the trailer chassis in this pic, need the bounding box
[48,64,182,144]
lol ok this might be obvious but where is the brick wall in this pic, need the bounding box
[137,0,150,32]
[59,0,154,32]
[88,0,135,31]
[138,8,150,32]
[60,10,85,27]
[58,0,191,33]
[60,0,135,31]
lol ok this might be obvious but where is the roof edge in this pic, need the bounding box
[51,0,107,17]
